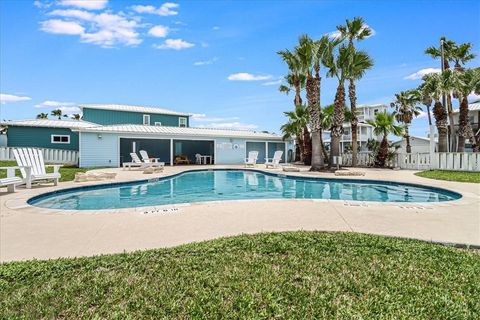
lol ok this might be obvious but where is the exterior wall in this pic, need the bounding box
[0,134,7,147]
[82,108,189,127]
[79,132,286,167]
[392,137,438,153]
[79,132,120,167]
[7,126,79,151]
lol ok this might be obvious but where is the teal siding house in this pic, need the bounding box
[1,104,290,167]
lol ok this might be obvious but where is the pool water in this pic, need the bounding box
[28,169,461,210]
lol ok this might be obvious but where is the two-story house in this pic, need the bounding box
[322,104,388,152]
[1,104,289,167]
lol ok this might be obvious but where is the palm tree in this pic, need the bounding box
[277,50,304,106]
[280,104,309,162]
[420,72,452,152]
[391,90,422,153]
[36,113,48,119]
[71,113,81,120]
[449,43,476,151]
[345,49,373,162]
[453,68,480,152]
[337,17,373,166]
[425,38,464,151]
[51,109,63,120]
[295,34,325,170]
[324,44,350,166]
[367,112,404,167]
[278,73,311,163]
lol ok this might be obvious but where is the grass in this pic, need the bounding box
[0,160,96,183]
[1,231,479,319]
[415,170,480,183]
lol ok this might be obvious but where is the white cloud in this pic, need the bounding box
[262,79,282,86]
[417,111,429,118]
[131,3,179,16]
[45,10,142,47]
[204,122,258,130]
[153,39,194,50]
[148,25,169,38]
[48,9,95,20]
[34,1,53,9]
[34,100,76,108]
[212,26,220,30]
[59,106,81,114]
[58,0,108,10]
[227,73,272,81]
[404,68,441,80]
[40,19,85,35]
[193,57,218,66]
[0,93,32,104]
[191,113,239,122]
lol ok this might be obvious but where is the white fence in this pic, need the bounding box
[0,147,79,165]
[341,151,480,172]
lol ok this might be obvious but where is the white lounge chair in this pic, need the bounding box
[123,152,164,170]
[0,166,27,192]
[265,150,284,169]
[244,151,259,167]
[139,150,164,166]
[12,148,61,188]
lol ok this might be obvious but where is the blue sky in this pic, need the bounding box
[1,0,479,137]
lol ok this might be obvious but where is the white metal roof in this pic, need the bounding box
[0,119,97,129]
[75,124,283,140]
[80,104,191,117]
[356,103,388,109]
[453,101,480,113]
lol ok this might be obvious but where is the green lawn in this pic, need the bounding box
[1,232,479,319]
[0,160,95,183]
[415,170,480,183]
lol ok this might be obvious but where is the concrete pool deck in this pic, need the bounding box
[1,165,479,262]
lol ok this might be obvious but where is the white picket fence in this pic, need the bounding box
[0,147,79,165]
[341,151,480,172]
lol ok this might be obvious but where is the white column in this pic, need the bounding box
[170,139,174,166]
[284,141,288,163]
[265,141,269,162]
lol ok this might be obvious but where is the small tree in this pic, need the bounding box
[367,112,404,167]
[51,109,63,120]
[36,113,48,119]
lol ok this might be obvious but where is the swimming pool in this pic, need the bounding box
[28,169,462,210]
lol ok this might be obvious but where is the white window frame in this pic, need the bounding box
[143,114,150,125]
[178,117,187,127]
[154,122,162,126]
[51,134,70,144]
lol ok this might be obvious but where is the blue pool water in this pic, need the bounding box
[28,169,461,210]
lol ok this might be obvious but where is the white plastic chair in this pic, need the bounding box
[12,148,61,188]
[195,154,202,164]
[265,151,284,169]
[244,151,259,167]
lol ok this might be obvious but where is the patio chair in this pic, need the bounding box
[265,150,283,169]
[174,156,190,165]
[244,151,259,167]
[139,150,165,166]
[12,148,61,188]
[123,152,164,170]
[195,153,202,164]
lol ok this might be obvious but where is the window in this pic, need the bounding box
[51,135,70,144]
[143,114,150,125]
[374,109,379,115]
[179,117,187,127]
[154,122,162,126]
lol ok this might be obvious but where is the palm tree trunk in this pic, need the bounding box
[457,96,472,152]
[376,136,389,167]
[319,133,329,165]
[303,126,312,165]
[405,126,411,153]
[348,79,359,166]
[329,83,346,166]
[306,75,324,171]
[433,101,449,152]
[295,135,303,162]
[446,95,456,151]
